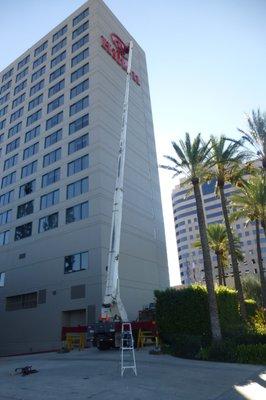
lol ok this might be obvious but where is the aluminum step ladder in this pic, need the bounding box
[121,322,137,377]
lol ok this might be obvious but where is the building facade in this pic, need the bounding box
[172,180,266,285]
[0,0,169,355]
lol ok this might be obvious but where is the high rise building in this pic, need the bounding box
[172,180,266,285]
[0,0,169,355]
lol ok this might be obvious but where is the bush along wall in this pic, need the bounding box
[155,284,266,364]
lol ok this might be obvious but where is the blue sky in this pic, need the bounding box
[1,0,266,285]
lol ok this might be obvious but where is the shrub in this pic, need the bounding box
[170,334,203,359]
[245,299,258,319]
[242,276,262,306]
[251,309,266,335]
[236,344,266,365]
[155,284,243,341]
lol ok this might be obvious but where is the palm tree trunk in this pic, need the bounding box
[221,263,227,286]
[216,251,223,285]
[255,219,266,308]
[193,179,222,341]
[219,184,247,320]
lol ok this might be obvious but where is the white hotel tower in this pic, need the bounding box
[0,0,169,355]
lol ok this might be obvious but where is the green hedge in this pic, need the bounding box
[245,299,258,319]
[154,284,242,341]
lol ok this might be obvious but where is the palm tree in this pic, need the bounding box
[194,223,244,286]
[208,135,248,319]
[238,109,266,171]
[230,174,266,308]
[161,133,222,342]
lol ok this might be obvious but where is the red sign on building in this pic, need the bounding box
[100,34,140,86]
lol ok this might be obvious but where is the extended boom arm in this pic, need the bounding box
[101,41,133,322]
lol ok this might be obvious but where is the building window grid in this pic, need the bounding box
[71,63,89,83]
[49,65,65,83]
[33,53,47,69]
[53,25,68,42]
[10,107,23,123]
[1,172,16,189]
[44,129,62,148]
[17,200,34,219]
[0,92,10,106]
[34,41,48,57]
[26,109,42,126]
[66,201,88,224]
[0,80,12,95]
[67,154,89,176]
[23,142,39,160]
[0,105,8,117]
[67,177,88,199]
[14,80,27,95]
[4,154,18,171]
[19,180,36,198]
[69,96,89,116]
[31,66,46,83]
[12,93,26,109]
[0,230,10,245]
[30,79,45,96]
[14,222,32,241]
[16,67,28,83]
[0,210,11,226]
[42,168,60,188]
[2,69,13,83]
[68,133,88,155]
[70,79,89,99]
[0,190,14,207]
[72,8,89,27]
[6,137,20,154]
[51,51,66,69]
[28,94,43,111]
[48,79,65,98]
[46,111,63,130]
[17,55,30,70]
[25,125,40,143]
[21,160,37,179]
[69,114,89,134]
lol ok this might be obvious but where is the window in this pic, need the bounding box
[64,251,88,273]
[0,132,4,142]
[23,142,39,159]
[70,79,89,99]
[0,272,5,287]
[4,154,18,170]
[0,120,6,131]
[0,92,10,106]
[0,105,8,117]
[43,147,61,167]
[17,200,34,219]
[71,63,89,82]
[67,154,88,176]
[40,189,59,209]
[10,107,23,123]
[34,41,48,57]
[44,129,62,148]
[68,134,88,154]
[1,172,16,188]
[16,67,28,82]
[19,180,36,198]
[21,160,37,178]
[67,177,88,199]
[6,137,20,154]
[25,125,40,142]
[2,68,13,82]
[73,8,89,26]
[51,51,66,68]
[72,34,89,53]
[52,37,67,55]
[12,93,26,108]
[17,55,30,70]
[0,190,14,206]
[71,48,89,67]
[42,168,60,187]
[28,94,43,111]
[48,79,65,97]
[39,212,58,233]
[14,79,27,95]
[72,20,88,39]
[0,230,10,246]
[31,66,46,82]
[15,222,32,241]
[69,96,89,116]
[0,80,11,95]
[6,292,37,311]
[69,114,89,134]
[46,111,63,130]
[49,65,65,82]
[30,79,44,96]
[66,201,88,224]
[33,53,47,69]
[26,109,42,126]
[0,210,11,225]
[47,95,64,113]
[53,25,67,42]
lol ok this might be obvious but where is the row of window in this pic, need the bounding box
[0,63,89,137]
[1,200,89,244]
[2,112,88,158]
[0,47,89,120]
[2,150,88,189]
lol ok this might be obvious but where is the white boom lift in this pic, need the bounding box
[101,40,133,323]
[100,40,137,376]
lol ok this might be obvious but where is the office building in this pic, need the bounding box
[172,180,266,285]
[0,0,169,355]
